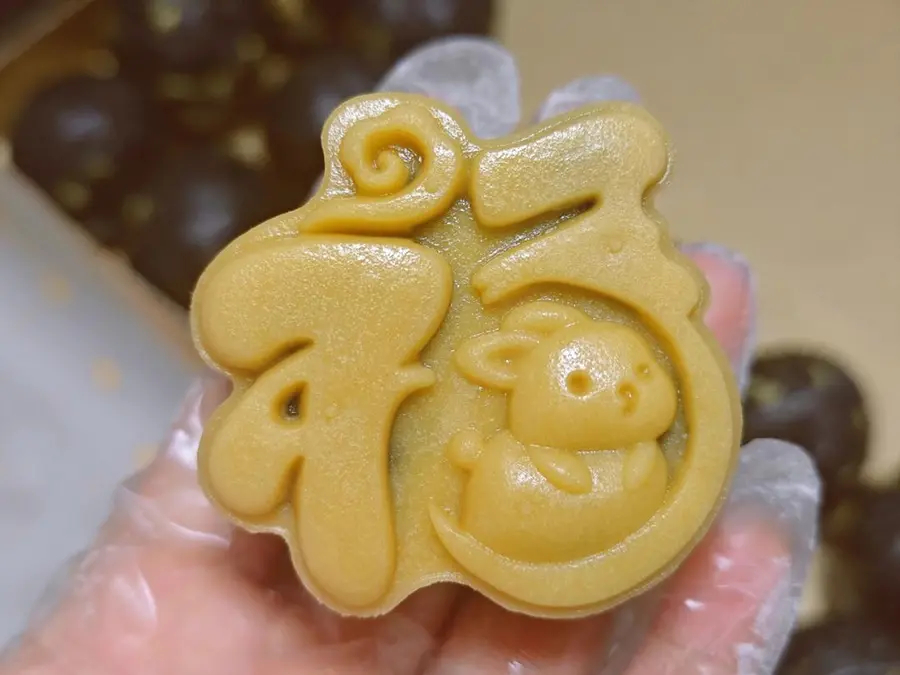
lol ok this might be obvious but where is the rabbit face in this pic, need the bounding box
[456,302,677,450]
[508,322,677,450]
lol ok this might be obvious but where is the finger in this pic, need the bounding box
[0,378,274,673]
[613,437,820,675]
[679,242,756,389]
[140,381,457,674]
[535,75,641,122]
[2,379,313,675]
[104,375,233,548]
[280,584,460,675]
[377,38,520,139]
[621,516,789,675]
[426,243,756,675]
[426,593,611,674]
[3,376,458,675]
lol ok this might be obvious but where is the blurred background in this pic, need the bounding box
[0,0,898,671]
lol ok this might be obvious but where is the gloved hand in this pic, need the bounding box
[0,240,819,675]
[0,39,821,675]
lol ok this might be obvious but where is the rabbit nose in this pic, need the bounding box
[616,381,639,414]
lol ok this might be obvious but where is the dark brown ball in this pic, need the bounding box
[112,0,273,139]
[264,51,376,192]
[219,124,308,213]
[743,351,869,513]
[79,209,128,249]
[112,0,262,73]
[777,618,900,674]
[336,0,495,71]
[151,67,261,139]
[832,488,900,625]
[11,74,155,223]
[255,0,333,53]
[123,147,274,308]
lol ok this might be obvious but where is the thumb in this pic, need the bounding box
[104,376,232,547]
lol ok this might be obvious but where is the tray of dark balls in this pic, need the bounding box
[743,350,900,674]
[4,0,496,310]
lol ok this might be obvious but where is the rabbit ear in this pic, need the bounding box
[377,37,521,139]
[535,75,641,123]
[501,301,588,337]
[455,331,541,390]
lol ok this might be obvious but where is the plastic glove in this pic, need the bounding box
[0,39,821,675]
[0,238,819,675]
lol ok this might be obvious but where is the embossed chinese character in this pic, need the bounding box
[191,94,740,618]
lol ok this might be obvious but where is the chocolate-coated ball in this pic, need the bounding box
[11,74,155,222]
[777,619,900,674]
[255,0,332,53]
[265,51,376,192]
[743,351,869,512]
[220,124,308,213]
[112,0,273,139]
[124,147,273,307]
[338,0,495,70]
[833,488,900,625]
[80,209,128,249]
[113,0,262,73]
[151,67,256,138]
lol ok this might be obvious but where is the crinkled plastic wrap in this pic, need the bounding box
[1,38,821,675]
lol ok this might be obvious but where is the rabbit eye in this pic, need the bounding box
[565,370,592,396]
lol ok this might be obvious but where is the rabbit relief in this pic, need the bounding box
[447,301,678,563]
